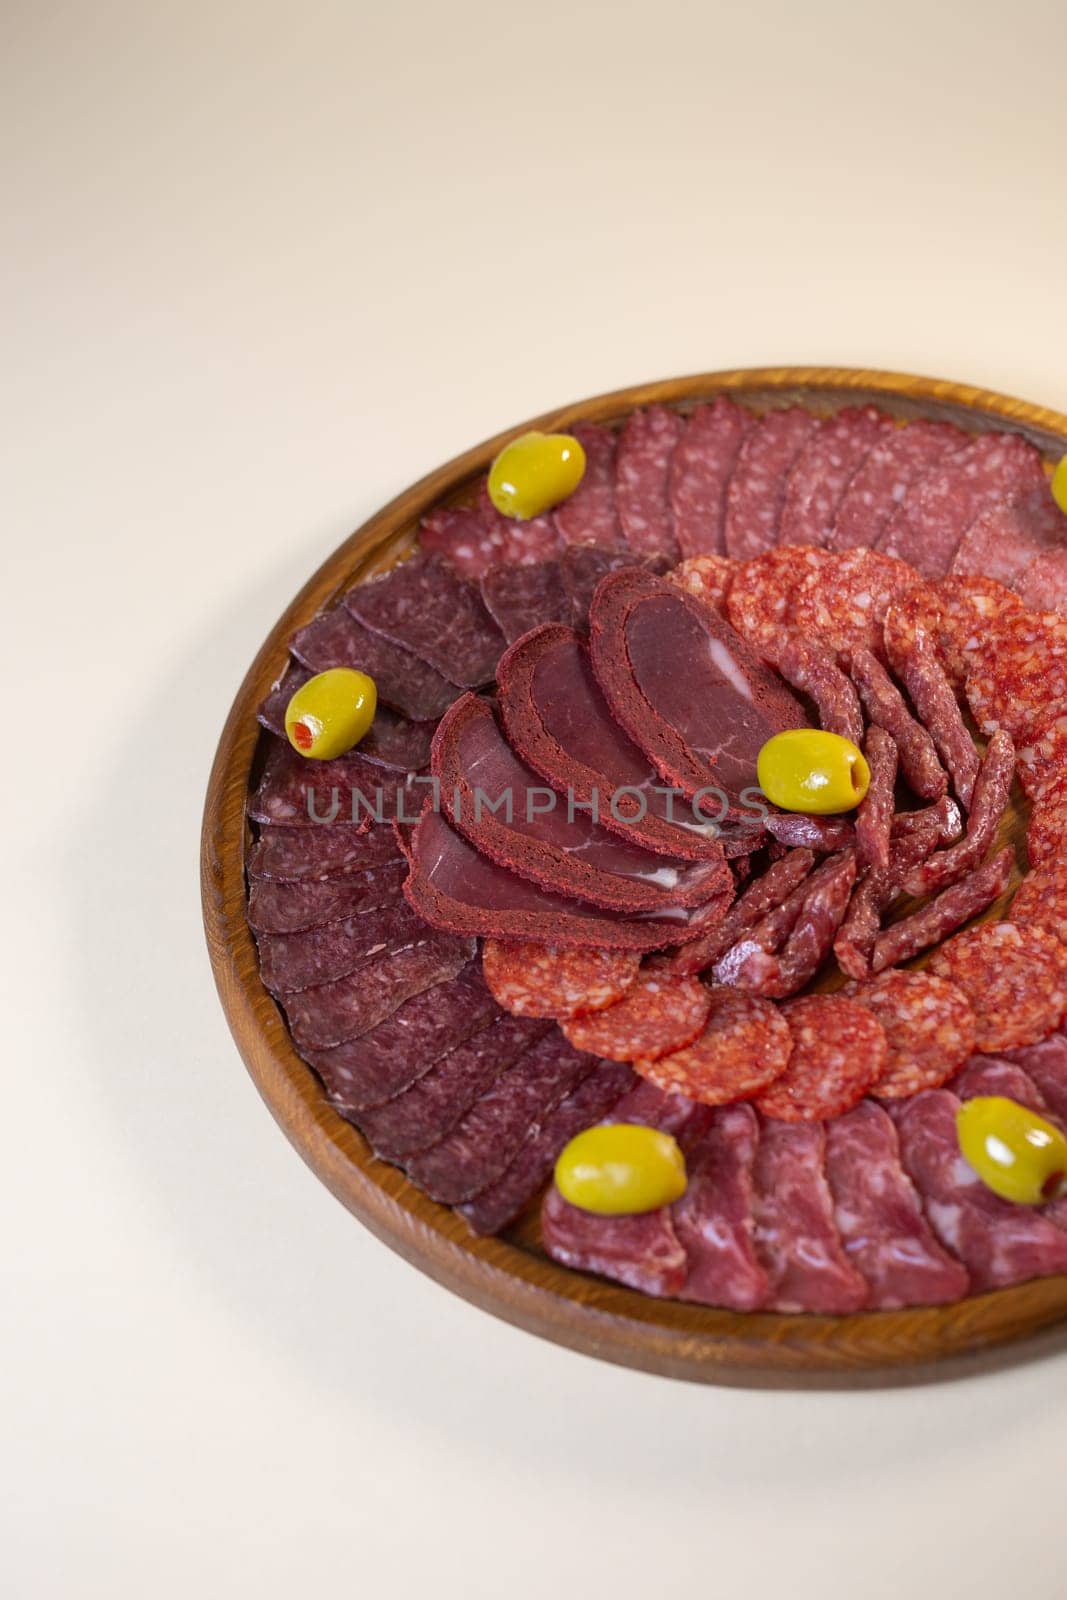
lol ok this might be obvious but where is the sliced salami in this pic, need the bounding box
[283,935,475,1052]
[1017,714,1067,800]
[1028,780,1067,868]
[1010,857,1067,948]
[725,545,831,654]
[418,500,507,578]
[636,987,791,1105]
[750,1119,868,1313]
[247,821,402,882]
[615,404,685,557]
[723,408,819,561]
[469,481,564,568]
[666,553,737,612]
[847,646,947,801]
[1003,1035,1067,1125]
[885,623,980,807]
[345,551,505,689]
[849,970,976,1099]
[779,405,891,548]
[855,725,897,873]
[831,418,964,553]
[953,481,1067,587]
[479,559,570,644]
[951,1055,1059,1121]
[670,396,755,557]
[755,994,887,1122]
[561,971,712,1062]
[246,860,406,934]
[552,423,623,547]
[965,609,1067,746]
[291,605,460,722]
[883,575,1023,691]
[481,939,641,1019]
[902,728,1014,897]
[769,636,864,745]
[928,921,1067,1051]
[791,547,919,659]
[674,1104,769,1310]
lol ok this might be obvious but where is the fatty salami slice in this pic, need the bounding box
[541,1182,688,1297]
[351,1013,551,1155]
[724,545,831,655]
[893,1090,1067,1291]
[750,1119,869,1313]
[301,959,500,1111]
[1011,857,1067,948]
[615,405,685,557]
[965,609,1067,747]
[639,988,792,1106]
[1013,546,1067,612]
[479,559,570,644]
[824,1101,969,1308]
[883,575,1023,692]
[791,547,919,660]
[256,897,433,994]
[724,408,820,561]
[552,423,623,547]
[881,430,1048,578]
[497,623,729,860]
[345,551,505,689]
[433,693,734,914]
[419,500,506,578]
[249,742,422,828]
[669,396,755,558]
[851,970,976,1099]
[482,939,640,1019]
[1018,715,1067,801]
[779,405,892,549]
[667,553,738,612]
[406,1032,595,1203]
[459,1059,636,1235]
[672,1103,769,1309]
[588,567,806,811]
[283,935,475,1051]
[831,419,963,553]
[929,922,1067,1052]
[291,605,459,721]
[756,994,886,1122]
[952,481,1067,587]
[247,821,402,881]
[559,542,670,631]
[562,971,712,1062]
[247,860,406,934]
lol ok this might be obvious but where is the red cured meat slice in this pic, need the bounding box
[953,481,1067,587]
[764,814,855,853]
[666,553,737,612]
[541,1182,688,1297]
[247,860,406,934]
[779,405,892,549]
[855,725,897,873]
[419,501,507,578]
[345,551,505,689]
[1013,546,1067,612]
[824,1102,969,1308]
[433,694,734,914]
[770,637,864,745]
[883,576,1023,692]
[283,935,475,1051]
[615,405,685,557]
[497,623,734,861]
[660,849,815,977]
[467,481,564,568]
[669,397,756,558]
[929,922,1067,1051]
[638,988,791,1105]
[881,431,1048,579]
[792,548,919,660]
[724,408,820,561]
[725,545,831,654]
[459,1059,636,1236]
[1028,782,1067,868]
[558,543,670,631]
[893,1090,1067,1291]
[674,1103,769,1309]
[482,939,640,1019]
[291,605,460,722]
[403,809,720,951]
[479,559,570,645]
[1002,1035,1067,1124]
[902,729,1014,897]
[256,897,433,994]
[247,822,402,881]
[831,419,964,553]
[755,994,886,1122]
[1017,715,1067,800]
[892,796,964,844]
[885,624,980,808]
[849,970,976,1099]
[604,1076,718,1143]
[301,959,501,1111]
[750,1119,869,1313]
[847,647,947,801]
[349,1013,551,1155]
[406,1032,595,1204]
[589,567,806,812]
[966,609,1067,746]
[561,972,712,1062]
[871,847,1014,974]
[1011,858,1067,948]
[552,423,623,547]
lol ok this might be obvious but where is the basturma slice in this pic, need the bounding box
[255,898,431,994]
[345,551,506,688]
[246,822,402,882]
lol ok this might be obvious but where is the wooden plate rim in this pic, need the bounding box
[201,366,1067,1387]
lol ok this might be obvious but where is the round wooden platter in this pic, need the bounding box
[202,367,1067,1388]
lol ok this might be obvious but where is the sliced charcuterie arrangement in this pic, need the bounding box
[245,395,1067,1317]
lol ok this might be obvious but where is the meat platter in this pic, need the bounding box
[202,368,1067,1386]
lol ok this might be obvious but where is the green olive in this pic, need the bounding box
[957,1096,1067,1206]
[757,729,870,814]
[555,1123,687,1215]
[1053,455,1067,517]
[487,431,586,520]
[284,668,377,760]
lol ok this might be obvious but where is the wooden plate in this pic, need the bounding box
[202,367,1067,1387]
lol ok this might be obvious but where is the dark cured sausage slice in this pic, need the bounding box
[479,559,570,644]
[497,624,730,861]
[847,647,947,801]
[249,741,422,829]
[779,405,892,549]
[432,694,733,914]
[830,418,964,553]
[952,482,1067,587]
[824,1102,969,1308]
[885,624,980,808]
[256,898,435,994]
[674,1104,769,1310]
[283,935,475,1052]
[724,408,820,560]
[552,423,623,547]
[770,637,864,745]
[854,725,897,873]
[481,940,640,1019]
[291,605,460,722]
[902,729,1015,897]
[258,680,436,773]
[750,1119,868,1313]
[247,822,402,882]
[247,860,406,934]
[346,551,505,689]
[615,405,685,558]
[559,543,670,631]
[418,501,507,578]
[669,397,755,558]
[588,567,806,814]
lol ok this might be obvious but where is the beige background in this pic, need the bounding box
[5,2,1067,1595]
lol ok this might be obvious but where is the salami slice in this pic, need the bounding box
[247,860,406,934]
[666,553,737,612]
[792,547,919,659]
[965,609,1067,747]
[418,500,507,578]
[885,623,980,807]
[283,935,475,1051]
[951,1054,1059,1122]
[673,1103,769,1310]
[1013,545,1067,612]
[849,970,976,1099]
[724,408,820,560]
[902,728,1015,897]
[1017,714,1067,800]
[346,551,505,689]
[615,405,685,557]
[928,921,1067,1051]
[770,636,865,745]
[247,822,402,882]
[855,725,897,873]
[883,575,1024,691]
[1027,778,1067,868]
[779,405,892,548]
[479,559,570,644]
[552,423,623,547]
[670,396,755,557]
[847,646,947,801]
[468,482,565,568]
[636,987,791,1105]
[481,939,640,1019]
[725,545,831,654]
[660,849,815,977]
[870,847,1013,974]
[1010,857,1067,948]
[831,419,964,553]
[291,605,460,722]
[750,1119,868,1313]
[561,971,712,1062]
[952,481,1067,587]
[755,994,887,1122]
[541,1182,688,1297]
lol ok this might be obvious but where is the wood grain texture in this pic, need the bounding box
[201,368,1067,1387]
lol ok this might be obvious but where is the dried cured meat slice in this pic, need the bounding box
[291,605,460,722]
[246,860,407,934]
[848,647,947,801]
[720,852,856,999]
[724,407,820,560]
[929,922,1067,1052]
[870,847,1013,974]
[724,544,830,654]
[256,897,433,994]
[763,814,855,853]
[637,988,791,1105]
[791,547,919,659]
[666,553,737,612]
[256,663,312,737]
[558,542,669,631]
[247,822,402,881]
[951,1055,1061,1123]
[779,405,892,548]
[902,729,1014,897]
[1002,1035,1067,1124]
[750,1119,868,1313]
[540,1183,688,1297]
[770,636,864,745]
[755,993,886,1122]
[891,796,964,845]
[479,559,570,644]
[849,970,976,1099]
[1010,858,1067,948]
[660,849,815,977]
[831,419,964,553]
[883,575,1024,690]
[833,827,941,981]
[1027,781,1067,868]
[965,609,1067,746]
[481,939,641,1019]
[885,624,980,807]
[249,741,422,829]
[561,971,712,1062]
[552,423,623,547]
[893,1090,1067,1292]
[1017,715,1067,800]
[953,481,1067,587]
[670,396,755,557]
[283,935,475,1051]
[855,725,897,873]
[345,551,505,689]
[615,404,685,557]
[674,1104,769,1310]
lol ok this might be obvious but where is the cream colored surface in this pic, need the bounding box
[4,2,1067,1595]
